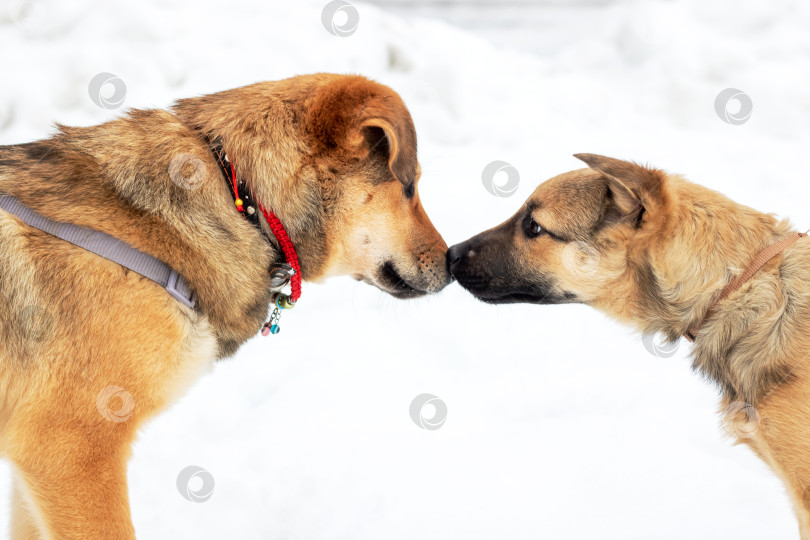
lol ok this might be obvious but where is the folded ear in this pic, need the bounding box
[306,76,418,188]
[573,153,664,216]
[359,117,417,188]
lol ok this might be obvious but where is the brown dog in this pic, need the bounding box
[449,154,810,537]
[0,73,450,539]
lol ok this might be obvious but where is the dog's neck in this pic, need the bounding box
[687,238,806,406]
[631,183,803,404]
[209,138,267,237]
[208,138,303,311]
[172,90,329,281]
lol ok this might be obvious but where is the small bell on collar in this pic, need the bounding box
[269,263,295,290]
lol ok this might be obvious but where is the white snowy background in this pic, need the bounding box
[1,0,809,538]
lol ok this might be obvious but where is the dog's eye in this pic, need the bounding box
[403,183,415,199]
[523,215,545,238]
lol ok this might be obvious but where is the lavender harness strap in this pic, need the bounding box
[0,195,196,308]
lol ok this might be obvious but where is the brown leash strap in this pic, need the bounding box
[684,232,807,342]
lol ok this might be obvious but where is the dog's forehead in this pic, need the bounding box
[527,168,604,208]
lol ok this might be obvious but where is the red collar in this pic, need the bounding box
[209,141,301,334]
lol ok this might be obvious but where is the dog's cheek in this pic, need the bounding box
[510,244,578,300]
[545,241,622,303]
[319,193,396,280]
[317,223,379,280]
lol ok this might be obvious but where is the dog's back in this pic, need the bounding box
[0,130,224,539]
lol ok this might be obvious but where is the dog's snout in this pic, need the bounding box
[447,241,474,273]
[447,244,462,267]
[447,243,465,268]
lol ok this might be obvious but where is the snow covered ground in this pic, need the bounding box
[1,0,809,538]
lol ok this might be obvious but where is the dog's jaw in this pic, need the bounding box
[451,270,578,305]
[374,261,431,299]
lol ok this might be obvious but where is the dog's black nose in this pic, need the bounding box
[447,243,465,268]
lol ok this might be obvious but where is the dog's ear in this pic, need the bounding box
[306,77,418,188]
[574,153,663,216]
[358,117,417,188]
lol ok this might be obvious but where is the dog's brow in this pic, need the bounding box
[523,202,569,242]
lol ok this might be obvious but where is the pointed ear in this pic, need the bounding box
[573,153,663,215]
[359,117,417,188]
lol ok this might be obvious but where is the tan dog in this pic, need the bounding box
[0,73,450,539]
[449,154,810,537]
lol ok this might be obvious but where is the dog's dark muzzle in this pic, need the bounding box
[448,231,575,305]
[448,232,518,301]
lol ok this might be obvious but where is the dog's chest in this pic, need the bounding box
[161,315,219,406]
